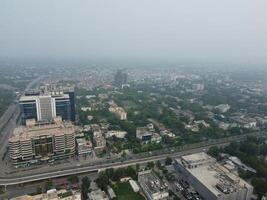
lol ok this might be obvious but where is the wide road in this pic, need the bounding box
[0,131,265,186]
[0,142,226,186]
[0,76,45,173]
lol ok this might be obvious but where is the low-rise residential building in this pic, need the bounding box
[136,124,161,143]
[218,122,231,130]
[93,132,106,153]
[174,152,253,200]
[230,116,257,128]
[10,189,81,200]
[255,116,267,126]
[81,107,91,112]
[194,120,210,128]
[160,130,176,138]
[90,124,106,153]
[109,106,127,120]
[9,117,76,167]
[76,138,92,156]
[192,83,205,91]
[138,170,169,200]
[215,104,231,113]
[136,126,153,141]
[91,124,101,134]
[105,130,127,139]
[185,124,199,132]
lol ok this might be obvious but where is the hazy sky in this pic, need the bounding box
[0,0,267,64]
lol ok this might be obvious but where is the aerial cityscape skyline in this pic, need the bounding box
[0,0,267,199]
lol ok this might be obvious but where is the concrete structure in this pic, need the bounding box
[174,152,253,200]
[9,117,76,167]
[88,189,109,200]
[92,125,106,153]
[129,179,140,192]
[107,186,116,199]
[76,138,92,156]
[136,124,161,143]
[109,106,127,120]
[105,130,127,139]
[10,189,81,200]
[138,170,169,200]
[228,156,256,173]
[215,104,231,113]
[20,91,75,122]
[231,116,257,128]
[192,83,205,91]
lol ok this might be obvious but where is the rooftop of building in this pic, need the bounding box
[138,170,168,194]
[176,152,253,197]
[20,93,69,102]
[10,189,81,200]
[181,152,215,165]
[9,118,75,143]
[76,138,92,147]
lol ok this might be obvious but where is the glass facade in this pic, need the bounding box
[20,100,37,121]
[33,137,53,156]
[65,91,75,122]
[55,98,71,121]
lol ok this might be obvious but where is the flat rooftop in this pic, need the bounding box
[138,170,167,194]
[176,153,253,197]
[20,93,69,102]
[9,122,75,142]
[181,152,214,164]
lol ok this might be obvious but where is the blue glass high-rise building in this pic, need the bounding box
[20,99,38,120]
[20,89,75,123]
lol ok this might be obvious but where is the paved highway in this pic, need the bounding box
[0,131,265,186]
[0,142,227,186]
[0,76,45,175]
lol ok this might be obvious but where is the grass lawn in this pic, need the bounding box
[113,182,145,200]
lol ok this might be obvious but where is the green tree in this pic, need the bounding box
[147,161,155,169]
[95,172,110,191]
[165,157,173,166]
[207,146,221,159]
[81,176,91,200]
[45,180,54,190]
[68,175,79,184]
[136,163,140,172]
[251,178,267,198]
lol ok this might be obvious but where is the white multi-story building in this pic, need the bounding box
[105,130,127,139]
[109,106,127,120]
[91,124,106,153]
[76,138,92,156]
[174,152,253,200]
[9,117,76,167]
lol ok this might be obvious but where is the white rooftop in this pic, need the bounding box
[176,153,253,197]
[181,152,214,164]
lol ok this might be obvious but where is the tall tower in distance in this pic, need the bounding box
[114,69,127,88]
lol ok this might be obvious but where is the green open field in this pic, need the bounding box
[113,182,145,200]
